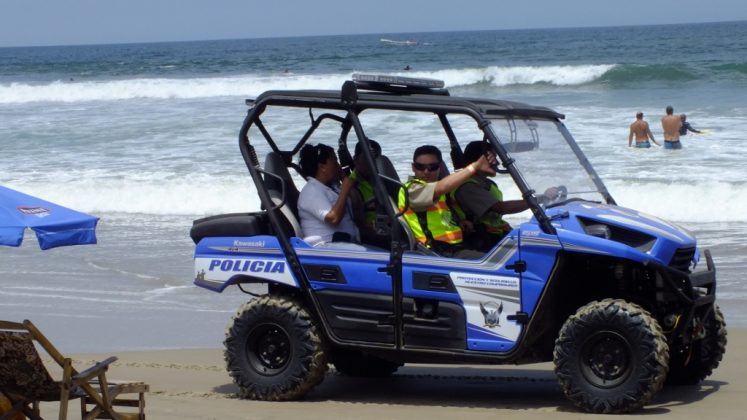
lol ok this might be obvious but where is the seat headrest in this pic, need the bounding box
[375,155,400,182]
[263,152,300,217]
[375,155,402,199]
[264,152,295,192]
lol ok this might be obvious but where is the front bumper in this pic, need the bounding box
[653,249,717,342]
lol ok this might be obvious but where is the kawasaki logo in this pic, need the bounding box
[208,259,285,273]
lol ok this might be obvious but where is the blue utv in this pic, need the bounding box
[191,75,725,413]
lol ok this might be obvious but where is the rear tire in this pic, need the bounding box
[666,304,727,385]
[224,295,328,400]
[331,348,402,377]
[553,299,669,414]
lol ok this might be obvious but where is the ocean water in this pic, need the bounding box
[1,21,746,353]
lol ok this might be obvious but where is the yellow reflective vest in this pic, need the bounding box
[398,178,462,246]
[350,170,377,228]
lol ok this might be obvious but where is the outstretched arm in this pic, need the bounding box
[433,155,496,199]
[490,199,529,215]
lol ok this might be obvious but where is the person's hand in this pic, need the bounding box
[536,187,559,206]
[473,155,496,177]
[486,151,498,168]
[543,186,559,201]
[340,174,356,193]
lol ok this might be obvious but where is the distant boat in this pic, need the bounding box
[380,38,418,46]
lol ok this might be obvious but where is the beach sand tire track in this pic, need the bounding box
[553,299,669,414]
[666,304,727,385]
[224,295,328,401]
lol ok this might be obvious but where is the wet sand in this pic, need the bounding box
[34,328,744,419]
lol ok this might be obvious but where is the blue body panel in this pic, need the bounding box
[546,202,696,265]
[192,201,698,354]
[294,241,393,295]
[193,235,298,292]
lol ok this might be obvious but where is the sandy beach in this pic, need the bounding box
[30,328,743,419]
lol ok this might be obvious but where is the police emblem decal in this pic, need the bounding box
[479,301,504,328]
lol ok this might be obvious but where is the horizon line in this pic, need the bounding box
[1,19,744,49]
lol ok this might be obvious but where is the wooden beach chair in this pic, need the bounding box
[0,319,149,420]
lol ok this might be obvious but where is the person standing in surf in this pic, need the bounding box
[628,112,660,148]
[679,114,702,136]
[661,105,683,149]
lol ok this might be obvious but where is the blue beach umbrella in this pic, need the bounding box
[0,185,98,250]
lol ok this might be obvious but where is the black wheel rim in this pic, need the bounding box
[246,323,292,376]
[580,330,632,388]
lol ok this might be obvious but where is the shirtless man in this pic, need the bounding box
[661,105,683,149]
[628,112,660,148]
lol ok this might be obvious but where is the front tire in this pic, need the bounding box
[666,304,727,385]
[224,295,328,400]
[553,299,669,414]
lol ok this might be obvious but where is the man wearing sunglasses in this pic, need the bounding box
[398,145,496,259]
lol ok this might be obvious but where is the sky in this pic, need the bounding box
[2,0,747,48]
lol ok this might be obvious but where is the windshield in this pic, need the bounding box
[488,117,610,206]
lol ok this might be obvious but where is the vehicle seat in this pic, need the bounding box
[263,152,303,237]
[373,155,419,251]
[375,155,401,199]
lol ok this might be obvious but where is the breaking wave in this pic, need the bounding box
[0,65,614,104]
[3,61,744,104]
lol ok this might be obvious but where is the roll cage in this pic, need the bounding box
[238,75,614,238]
[236,76,617,346]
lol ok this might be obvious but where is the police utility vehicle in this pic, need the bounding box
[191,75,725,413]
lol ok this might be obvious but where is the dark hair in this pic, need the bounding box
[463,141,493,165]
[354,138,381,158]
[636,111,643,119]
[666,105,674,114]
[412,145,442,162]
[299,143,336,178]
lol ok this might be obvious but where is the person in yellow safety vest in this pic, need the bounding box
[349,139,390,249]
[453,141,559,252]
[398,144,497,259]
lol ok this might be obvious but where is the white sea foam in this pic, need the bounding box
[0,65,616,104]
[407,65,615,87]
[607,181,746,223]
[4,172,744,223]
[0,73,348,104]
[7,175,256,216]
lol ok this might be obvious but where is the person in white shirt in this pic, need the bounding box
[297,143,362,248]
